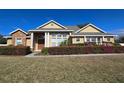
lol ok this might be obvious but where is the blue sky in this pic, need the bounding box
[0,9,124,35]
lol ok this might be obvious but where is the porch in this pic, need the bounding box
[30,31,71,51]
[30,32,50,51]
[71,35,115,45]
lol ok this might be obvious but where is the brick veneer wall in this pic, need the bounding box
[12,30,27,46]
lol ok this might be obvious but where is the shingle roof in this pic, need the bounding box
[29,22,115,36]
[65,26,80,31]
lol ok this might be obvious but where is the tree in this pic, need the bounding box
[0,34,7,44]
[118,36,124,43]
[77,23,90,28]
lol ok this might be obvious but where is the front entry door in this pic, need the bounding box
[38,38,44,50]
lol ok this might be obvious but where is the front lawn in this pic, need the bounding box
[0,55,124,83]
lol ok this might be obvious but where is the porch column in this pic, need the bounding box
[45,32,47,47]
[90,37,92,42]
[100,37,102,45]
[84,36,86,42]
[102,36,104,44]
[31,32,34,49]
[96,37,98,45]
[47,32,50,47]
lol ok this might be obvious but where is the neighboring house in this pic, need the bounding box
[6,20,116,51]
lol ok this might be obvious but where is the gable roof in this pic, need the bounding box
[29,26,78,32]
[75,23,106,33]
[9,28,28,35]
[36,20,67,29]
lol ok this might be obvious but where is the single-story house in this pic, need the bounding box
[6,20,116,51]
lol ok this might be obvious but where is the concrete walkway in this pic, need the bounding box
[25,52,38,57]
[25,53,124,57]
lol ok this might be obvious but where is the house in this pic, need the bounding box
[6,20,116,51]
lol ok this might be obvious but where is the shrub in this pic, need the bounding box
[60,40,68,46]
[0,34,7,44]
[41,46,124,55]
[91,46,103,54]
[42,48,48,55]
[84,42,97,46]
[100,46,113,53]
[113,43,121,46]
[68,43,84,47]
[114,46,124,53]
[0,46,31,55]
[8,44,14,46]
[68,42,101,47]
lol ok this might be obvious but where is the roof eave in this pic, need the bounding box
[9,28,28,35]
[70,34,117,37]
[36,20,68,29]
[4,36,12,38]
[28,30,74,32]
[75,23,106,33]
[4,36,31,39]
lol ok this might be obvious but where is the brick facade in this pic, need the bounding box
[12,30,27,46]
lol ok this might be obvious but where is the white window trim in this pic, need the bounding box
[51,33,68,47]
[107,37,111,41]
[15,37,23,46]
[76,38,80,42]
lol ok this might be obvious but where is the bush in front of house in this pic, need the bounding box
[41,46,124,55]
[60,40,69,46]
[0,46,31,55]
[42,48,49,55]
[61,42,118,47]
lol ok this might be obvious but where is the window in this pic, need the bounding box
[107,37,110,41]
[56,42,61,46]
[16,38,22,45]
[52,34,56,39]
[51,33,68,47]
[52,42,56,47]
[86,37,90,42]
[91,37,96,42]
[76,38,80,42]
[63,34,67,38]
[57,34,62,39]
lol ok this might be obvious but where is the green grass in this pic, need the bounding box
[0,55,124,83]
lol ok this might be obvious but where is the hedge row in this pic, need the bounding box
[0,46,31,55]
[42,46,124,55]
